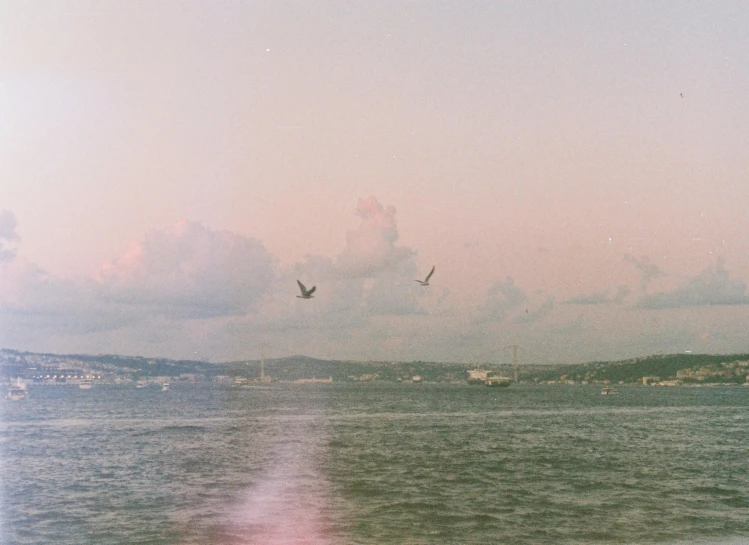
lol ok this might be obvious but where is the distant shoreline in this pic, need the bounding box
[2,348,748,387]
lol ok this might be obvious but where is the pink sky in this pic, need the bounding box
[1,2,748,364]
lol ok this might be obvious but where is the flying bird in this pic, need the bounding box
[296,280,316,299]
[415,266,435,286]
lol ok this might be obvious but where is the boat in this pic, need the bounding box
[412,375,423,384]
[467,369,490,385]
[161,382,170,392]
[7,379,27,401]
[79,378,94,389]
[135,379,148,389]
[468,369,512,387]
[485,375,512,387]
[601,381,616,395]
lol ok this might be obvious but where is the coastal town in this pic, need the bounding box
[2,349,748,389]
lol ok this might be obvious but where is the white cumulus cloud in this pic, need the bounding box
[100,220,277,318]
[336,196,415,278]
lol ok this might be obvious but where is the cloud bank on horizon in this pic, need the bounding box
[1,197,748,365]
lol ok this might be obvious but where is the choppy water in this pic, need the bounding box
[1,383,748,544]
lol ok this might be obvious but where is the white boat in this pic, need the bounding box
[468,369,512,387]
[7,379,27,401]
[601,381,616,395]
[79,378,94,389]
[135,379,147,389]
[485,375,512,387]
[161,382,170,392]
[467,369,490,385]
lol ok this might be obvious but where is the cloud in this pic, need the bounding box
[550,313,590,335]
[0,258,132,338]
[564,285,630,305]
[636,259,749,309]
[516,295,555,324]
[0,214,135,340]
[0,210,20,263]
[624,254,665,292]
[564,291,609,305]
[362,260,424,316]
[274,196,425,322]
[0,220,279,348]
[1,207,425,359]
[99,220,277,318]
[0,260,75,312]
[292,254,337,284]
[612,285,631,303]
[336,196,415,278]
[279,252,424,330]
[479,276,528,322]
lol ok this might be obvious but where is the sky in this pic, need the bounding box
[1,1,748,365]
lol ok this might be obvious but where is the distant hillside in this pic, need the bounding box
[224,356,472,383]
[2,348,748,384]
[0,348,214,379]
[0,349,473,382]
[530,353,749,384]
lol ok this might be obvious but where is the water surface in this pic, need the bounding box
[2,383,748,544]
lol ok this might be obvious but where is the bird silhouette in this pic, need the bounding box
[296,280,316,299]
[415,266,435,286]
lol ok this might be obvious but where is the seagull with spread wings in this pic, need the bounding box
[296,280,316,299]
[415,266,435,286]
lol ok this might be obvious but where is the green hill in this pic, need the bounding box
[2,348,748,384]
[530,353,749,384]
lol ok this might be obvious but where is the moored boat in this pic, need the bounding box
[7,379,27,401]
[601,381,616,395]
[485,375,512,387]
[79,378,94,389]
[468,369,512,387]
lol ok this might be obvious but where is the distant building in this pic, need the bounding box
[293,376,333,383]
[349,374,378,382]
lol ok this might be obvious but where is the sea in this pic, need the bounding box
[1,382,748,544]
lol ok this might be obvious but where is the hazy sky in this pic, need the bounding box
[2,1,748,365]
